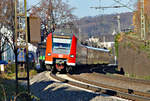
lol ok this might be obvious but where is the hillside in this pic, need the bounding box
[77,12,133,40]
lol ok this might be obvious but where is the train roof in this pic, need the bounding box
[53,29,73,39]
[54,28,73,34]
[81,44,110,53]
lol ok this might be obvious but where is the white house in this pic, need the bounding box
[0,25,37,62]
[88,36,99,43]
[98,42,114,48]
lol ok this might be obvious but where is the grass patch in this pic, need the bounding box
[4,63,37,79]
[127,32,140,39]
[106,73,113,76]
[138,42,150,58]
[127,42,132,48]
[30,70,37,78]
[2,69,37,80]
[143,76,150,80]
[125,72,150,80]
[115,34,121,58]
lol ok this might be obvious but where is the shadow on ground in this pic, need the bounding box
[72,64,124,75]
[31,79,110,101]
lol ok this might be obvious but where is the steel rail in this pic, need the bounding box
[68,74,150,98]
[50,73,150,101]
[67,73,150,101]
[90,67,150,85]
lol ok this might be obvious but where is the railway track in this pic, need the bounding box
[50,73,150,101]
[91,66,150,86]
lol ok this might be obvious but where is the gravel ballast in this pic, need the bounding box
[72,73,150,93]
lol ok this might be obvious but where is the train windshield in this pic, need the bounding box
[53,38,72,54]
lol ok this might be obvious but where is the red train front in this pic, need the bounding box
[45,31,77,73]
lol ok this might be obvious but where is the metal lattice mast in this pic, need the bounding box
[47,0,55,33]
[140,0,146,40]
[117,15,121,33]
[15,0,30,94]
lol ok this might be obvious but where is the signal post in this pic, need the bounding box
[15,0,30,94]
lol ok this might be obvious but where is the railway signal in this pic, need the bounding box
[140,0,146,40]
[15,0,30,94]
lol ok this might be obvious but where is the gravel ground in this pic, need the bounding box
[72,73,150,93]
[30,72,128,101]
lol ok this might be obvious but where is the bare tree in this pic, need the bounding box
[0,0,15,60]
[29,0,76,29]
[0,0,15,27]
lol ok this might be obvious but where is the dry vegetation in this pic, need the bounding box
[0,63,38,101]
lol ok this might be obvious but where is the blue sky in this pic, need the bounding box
[28,0,137,18]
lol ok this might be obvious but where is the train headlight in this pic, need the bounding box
[47,53,51,56]
[70,55,74,58]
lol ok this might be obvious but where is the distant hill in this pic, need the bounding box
[77,12,133,40]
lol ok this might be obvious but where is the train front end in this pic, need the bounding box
[45,32,77,73]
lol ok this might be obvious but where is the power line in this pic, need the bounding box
[91,5,125,9]
[91,0,132,10]
[126,0,135,7]
[27,0,43,12]
[113,0,134,11]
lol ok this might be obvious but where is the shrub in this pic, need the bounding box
[6,64,16,74]
[115,34,121,57]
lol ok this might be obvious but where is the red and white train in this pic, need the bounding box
[45,31,77,73]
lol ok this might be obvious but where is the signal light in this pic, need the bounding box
[70,55,74,58]
[47,53,51,56]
